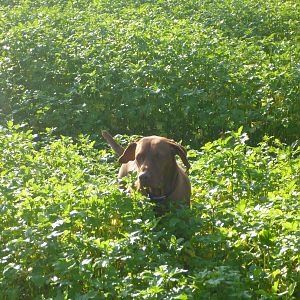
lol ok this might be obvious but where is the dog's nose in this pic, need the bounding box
[139,172,150,184]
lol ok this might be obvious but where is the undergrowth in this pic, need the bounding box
[0,123,299,299]
[1,0,299,145]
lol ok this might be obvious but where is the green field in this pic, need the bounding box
[0,124,299,299]
[0,0,299,299]
[1,0,299,144]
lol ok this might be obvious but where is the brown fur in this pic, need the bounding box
[102,131,191,206]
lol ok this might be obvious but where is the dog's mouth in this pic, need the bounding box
[139,184,163,197]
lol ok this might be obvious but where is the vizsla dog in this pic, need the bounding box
[102,131,191,208]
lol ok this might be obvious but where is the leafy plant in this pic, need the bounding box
[0,123,299,299]
[0,0,299,145]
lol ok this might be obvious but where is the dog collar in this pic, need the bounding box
[148,194,168,202]
[147,173,179,202]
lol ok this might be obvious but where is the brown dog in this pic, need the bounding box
[102,131,191,207]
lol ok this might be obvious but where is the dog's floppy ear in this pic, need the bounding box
[118,143,137,164]
[167,140,190,171]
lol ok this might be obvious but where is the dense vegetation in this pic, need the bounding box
[0,123,299,299]
[1,0,299,299]
[1,0,299,145]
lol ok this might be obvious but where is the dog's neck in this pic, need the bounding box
[148,166,179,201]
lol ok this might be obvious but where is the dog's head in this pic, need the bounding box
[118,136,190,196]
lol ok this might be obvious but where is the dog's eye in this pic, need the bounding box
[135,154,144,164]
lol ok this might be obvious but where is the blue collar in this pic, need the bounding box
[148,194,168,202]
[148,173,178,202]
